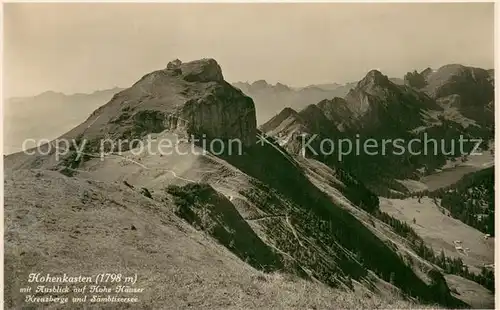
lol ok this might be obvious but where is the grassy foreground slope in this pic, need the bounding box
[5,169,422,309]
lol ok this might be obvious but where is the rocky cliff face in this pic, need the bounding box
[63,58,257,149]
[338,70,440,134]
[259,107,301,134]
[423,64,494,127]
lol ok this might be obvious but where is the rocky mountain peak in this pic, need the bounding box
[281,107,298,116]
[259,107,301,134]
[264,107,300,125]
[345,70,399,107]
[422,64,494,126]
[166,58,182,70]
[357,70,391,89]
[420,67,433,78]
[165,58,224,83]
[62,58,256,149]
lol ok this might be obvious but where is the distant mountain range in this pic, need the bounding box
[4,87,124,154]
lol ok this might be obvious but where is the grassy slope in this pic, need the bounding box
[299,157,494,309]
[5,169,424,310]
[4,132,471,308]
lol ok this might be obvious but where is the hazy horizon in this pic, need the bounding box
[4,2,494,97]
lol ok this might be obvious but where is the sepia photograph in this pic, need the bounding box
[2,2,496,309]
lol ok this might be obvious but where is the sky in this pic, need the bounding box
[3,2,495,97]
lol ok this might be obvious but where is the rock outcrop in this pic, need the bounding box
[404,70,427,89]
[178,59,224,83]
[340,70,440,133]
[423,64,494,126]
[63,58,257,149]
[259,107,301,133]
[423,64,492,100]
[357,69,393,91]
